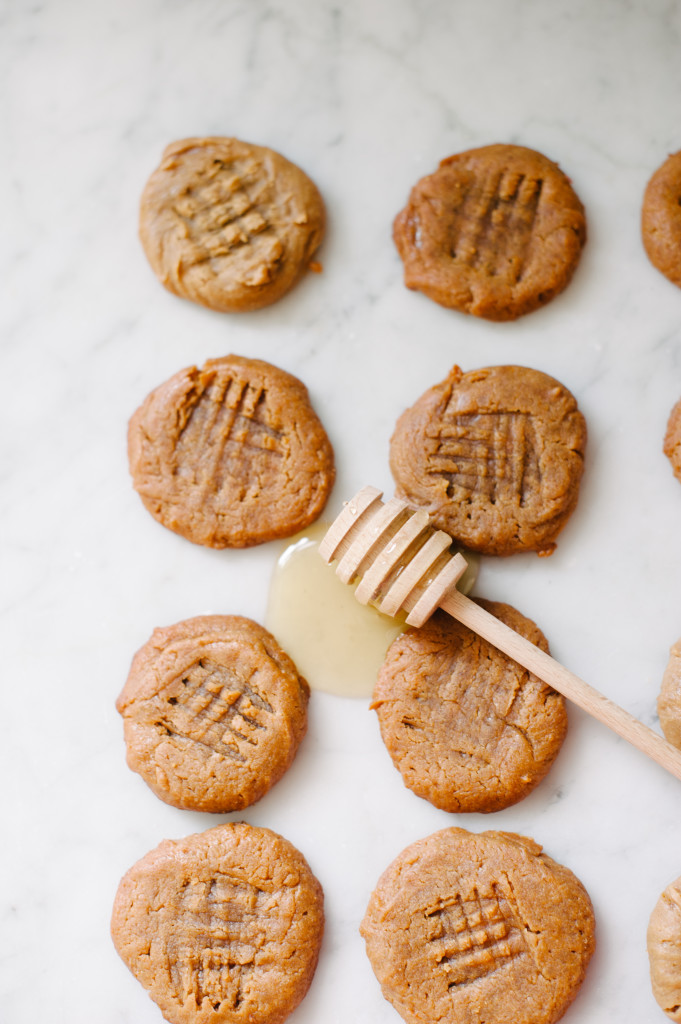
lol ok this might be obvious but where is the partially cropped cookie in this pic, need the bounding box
[389,364,587,556]
[116,615,309,812]
[393,143,586,320]
[658,636,681,749]
[648,875,681,1020]
[642,150,681,290]
[664,398,681,484]
[361,828,595,1024]
[112,822,324,1024]
[371,603,567,812]
[128,355,335,548]
[140,137,325,312]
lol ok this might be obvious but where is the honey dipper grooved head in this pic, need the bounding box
[319,486,468,627]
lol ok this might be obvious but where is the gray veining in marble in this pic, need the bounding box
[3,1,681,1021]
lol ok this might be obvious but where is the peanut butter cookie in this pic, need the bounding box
[128,355,335,548]
[642,150,681,290]
[648,874,681,1021]
[140,137,325,312]
[111,822,324,1024]
[393,144,586,320]
[116,615,309,813]
[389,364,587,556]
[371,603,567,812]
[360,828,595,1024]
[664,397,681,483]
[658,636,681,750]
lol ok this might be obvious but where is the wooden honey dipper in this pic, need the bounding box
[319,485,681,783]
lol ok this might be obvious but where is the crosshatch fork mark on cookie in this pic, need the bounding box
[428,411,541,504]
[156,659,274,761]
[164,875,271,1010]
[425,884,529,989]
[444,170,544,282]
[446,654,538,759]
[171,158,281,269]
[175,373,285,491]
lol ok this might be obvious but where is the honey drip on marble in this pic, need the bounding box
[266,522,479,699]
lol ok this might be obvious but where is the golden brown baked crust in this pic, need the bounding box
[642,150,681,290]
[389,364,587,556]
[128,355,335,548]
[116,615,309,812]
[111,822,324,1024]
[139,137,325,312]
[371,603,567,812]
[648,875,681,1020]
[658,636,681,749]
[664,398,681,483]
[360,828,595,1024]
[393,144,586,320]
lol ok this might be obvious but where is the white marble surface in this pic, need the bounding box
[4,1,681,1021]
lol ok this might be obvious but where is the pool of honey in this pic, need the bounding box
[266,522,479,698]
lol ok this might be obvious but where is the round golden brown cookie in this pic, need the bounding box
[393,143,586,320]
[642,150,681,290]
[116,615,309,812]
[360,828,595,1024]
[139,137,325,312]
[389,364,587,556]
[128,355,335,548]
[648,875,681,1021]
[657,636,681,749]
[111,822,324,1024]
[664,398,681,483]
[371,603,567,812]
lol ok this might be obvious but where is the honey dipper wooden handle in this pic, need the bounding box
[441,588,681,783]
[320,487,681,783]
